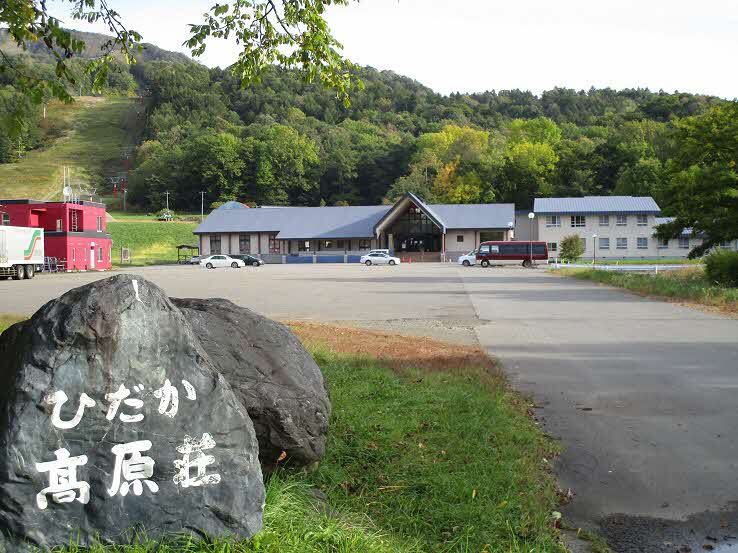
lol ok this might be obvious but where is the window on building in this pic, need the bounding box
[210,235,221,254]
[239,234,250,254]
[0,212,8,226]
[658,238,669,249]
[719,241,733,248]
[546,215,561,227]
[358,239,370,250]
[599,215,610,226]
[269,234,280,254]
[56,219,63,232]
[599,237,610,250]
[637,237,648,249]
[323,240,334,249]
[616,237,627,249]
[72,248,76,262]
[456,234,464,243]
[616,214,627,226]
[336,240,346,249]
[636,214,648,226]
[571,215,586,228]
[98,247,103,261]
[298,240,311,252]
[679,237,690,249]
[547,242,558,252]
[96,216,103,232]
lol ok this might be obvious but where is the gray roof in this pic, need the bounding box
[534,196,661,214]
[431,203,515,229]
[195,205,391,239]
[195,196,516,238]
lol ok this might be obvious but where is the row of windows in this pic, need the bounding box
[548,236,694,252]
[546,215,650,228]
[69,247,109,263]
[210,234,374,254]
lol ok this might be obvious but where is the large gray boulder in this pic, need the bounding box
[171,298,330,472]
[0,275,264,550]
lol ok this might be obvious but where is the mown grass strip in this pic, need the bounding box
[556,267,738,313]
[108,221,198,266]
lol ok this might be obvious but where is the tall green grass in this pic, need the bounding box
[558,267,738,312]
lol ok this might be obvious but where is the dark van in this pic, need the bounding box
[476,241,548,268]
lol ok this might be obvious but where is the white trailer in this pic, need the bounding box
[0,226,44,280]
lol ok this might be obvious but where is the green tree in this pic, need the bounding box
[559,234,585,262]
[658,103,738,256]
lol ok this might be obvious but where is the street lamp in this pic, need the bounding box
[527,212,535,265]
[592,234,597,265]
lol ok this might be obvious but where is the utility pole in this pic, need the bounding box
[123,189,127,212]
[200,191,205,222]
[164,191,170,211]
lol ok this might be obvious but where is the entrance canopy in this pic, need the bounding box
[373,193,446,237]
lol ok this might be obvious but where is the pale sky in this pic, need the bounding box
[48,0,738,99]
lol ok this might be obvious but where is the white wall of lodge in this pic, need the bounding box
[535,213,737,259]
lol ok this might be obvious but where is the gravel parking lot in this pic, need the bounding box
[3,262,738,551]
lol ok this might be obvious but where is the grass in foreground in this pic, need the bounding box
[0,319,568,552]
[0,97,139,200]
[0,314,24,334]
[557,266,738,313]
[108,220,198,266]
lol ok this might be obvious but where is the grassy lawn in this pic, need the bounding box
[0,318,566,552]
[0,97,139,201]
[588,258,702,265]
[108,220,198,266]
[557,267,738,313]
[0,314,24,334]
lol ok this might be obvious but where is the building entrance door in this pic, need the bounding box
[90,245,95,269]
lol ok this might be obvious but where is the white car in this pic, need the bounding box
[367,249,390,256]
[458,250,477,266]
[360,252,401,266]
[200,255,246,269]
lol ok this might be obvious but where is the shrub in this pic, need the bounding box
[705,249,738,287]
[559,234,585,262]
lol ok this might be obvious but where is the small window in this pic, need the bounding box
[298,240,311,252]
[96,215,103,232]
[72,248,76,262]
[269,234,280,254]
[336,240,346,249]
[456,235,464,243]
[239,234,251,254]
[547,242,558,252]
[599,215,609,227]
[358,240,370,250]
[636,214,648,226]
[719,241,732,248]
[616,215,627,226]
[479,245,490,254]
[546,215,561,228]
[599,237,610,250]
[210,235,221,255]
[616,237,628,249]
[56,218,63,232]
[637,237,648,249]
[571,215,586,228]
[1,212,9,226]
[679,237,689,249]
[658,238,669,249]
[98,247,103,261]
[322,240,333,249]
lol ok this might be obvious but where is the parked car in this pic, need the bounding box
[360,252,401,266]
[189,255,201,265]
[228,254,264,266]
[367,249,390,256]
[200,255,246,269]
[458,250,477,266]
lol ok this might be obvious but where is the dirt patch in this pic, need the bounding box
[286,320,498,378]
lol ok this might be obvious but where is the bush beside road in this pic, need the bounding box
[556,266,738,314]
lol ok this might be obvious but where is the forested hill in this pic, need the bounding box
[0,28,191,64]
[0,29,731,211]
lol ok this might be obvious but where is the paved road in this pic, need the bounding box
[3,264,738,550]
